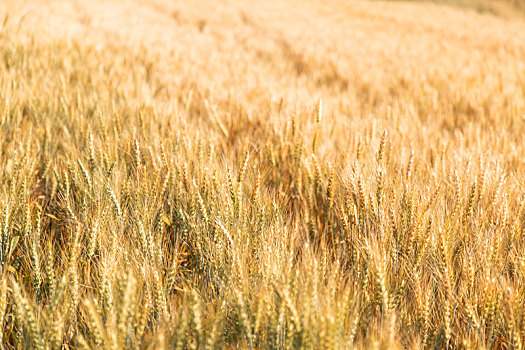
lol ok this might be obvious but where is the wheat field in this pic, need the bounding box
[1,0,525,348]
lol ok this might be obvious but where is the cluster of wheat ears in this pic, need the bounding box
[1,1,525,349]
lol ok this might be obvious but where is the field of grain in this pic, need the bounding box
[1,0,525,348]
